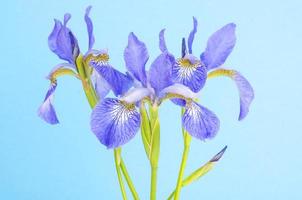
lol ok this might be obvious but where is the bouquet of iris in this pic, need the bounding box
[38,6,254,200]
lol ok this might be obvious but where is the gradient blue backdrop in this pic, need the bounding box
[1,0,301,199]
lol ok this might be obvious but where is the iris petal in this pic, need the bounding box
[207,69,254,120]
[172,55,207,93]
[48,15,79,64]
[182,101,220,140]
[85,6,95,50]
[149,52,174,95]
[233,72,254,120]
[90,98,140,148]
[188,17,197,54]
[91,61,133,97]
[120,87,151,103]
[91,69,111,99]
[38,83,59,124]
[124,32,149,86]
[159,29,168,52]
[200,23,236,70]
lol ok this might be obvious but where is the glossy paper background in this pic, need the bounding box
[1,0,301,199]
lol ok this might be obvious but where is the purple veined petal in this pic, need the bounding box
[124,32,149,86]
[85,6,95,50]
[182,101,220,140]
[91,61,133,97]
[48,14,80,64]
[188,17,198,54]
[37,83,59,124]
[160,83,198,99]
[172,54,207,93]
[232,71,254,120]
[91,69,111,99]
[90,98,141,148]
[159,29,168,52]
[200,23,236,70]
[149,52,174,95]
[120,87,151,103]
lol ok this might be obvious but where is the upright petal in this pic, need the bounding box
[48,14,80,64]
[85,6,95,50]
[38,83,59,124]
[200,23,236,70]
[182,101,220,140]
[90,98,140,148]
[124,32,149,86]
[172,54,207,93]
[149,52,174,95]
[188,17,198,54]
[159,29,168,52]
[207,69,254,120]
[91,61,133,97]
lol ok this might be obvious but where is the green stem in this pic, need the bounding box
[75,55,139,199]
[173,133,191,200]
[150,166,158,200]
[114,149,128,200]
[120,159,140,200]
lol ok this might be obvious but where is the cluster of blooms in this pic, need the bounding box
[38,6,254,200]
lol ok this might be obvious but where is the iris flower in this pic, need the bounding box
[171,18,254,120]
[90,31,212,148]
[38,6,111,124]
[166,18,254,139]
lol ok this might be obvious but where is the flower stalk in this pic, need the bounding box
[76,55,138,200]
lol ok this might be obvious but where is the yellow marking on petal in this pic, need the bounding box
[120,101,136,111]
[207,68,235,79]
[178,58,200,68]
[50,68,78,82]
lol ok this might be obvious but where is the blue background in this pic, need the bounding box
[1,0,301,199]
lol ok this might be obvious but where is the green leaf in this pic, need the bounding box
[140,103,151,159]
[150,106,160,167]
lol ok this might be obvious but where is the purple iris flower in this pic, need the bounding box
[38,6,110,124]
[169,17,254,124]
[90,30,212,148]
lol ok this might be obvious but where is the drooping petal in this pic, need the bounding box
[120,87,151,103]
[85,6,95,50]
[48,14,80,64]
[188,17,198,54]
[172,54,207,93]
[91,69,111,99]
[182,101,220,140]
[38,83,59,124]
[90,98,140,148]
[91,61,133,97]
[124,32,149,86]
[233,72,254,120]
[159,29,168,52]
[200,23,236,70]
[207,69,254,120]
[149,52,174,95]
[46,63,76,80]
